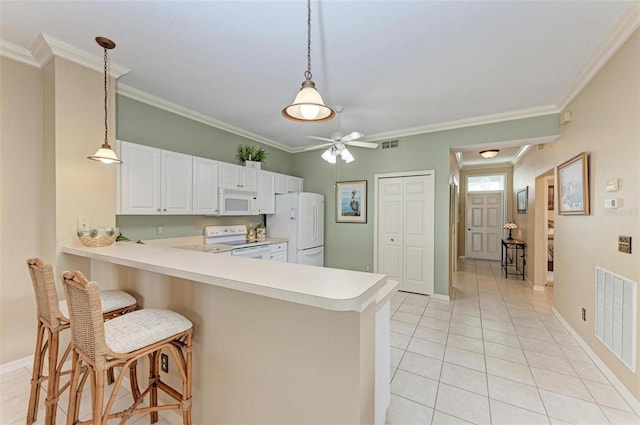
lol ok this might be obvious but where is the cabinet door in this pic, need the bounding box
[218,163,240,190]
[162,150,193,214]
[258,171,275,214]
[193,157,219,215]
[274,173,288,194]
[287,177,303,193]
[120,141,161,214]
[239,167,258,191]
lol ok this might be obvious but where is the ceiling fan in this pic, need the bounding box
[304,106,378,163]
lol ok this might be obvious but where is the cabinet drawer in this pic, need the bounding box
[270,242,287,252]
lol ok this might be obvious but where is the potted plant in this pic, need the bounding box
[237,145,268,169]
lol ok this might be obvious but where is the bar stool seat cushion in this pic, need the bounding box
[104,309,193,354]
[59,289,137,320]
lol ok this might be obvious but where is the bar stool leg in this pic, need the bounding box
[45,328,60,425]
[183,333,193,425]
[27,321,46,424]
[91,369,105,425]
[149,352,160,424]
[128,359,142,402]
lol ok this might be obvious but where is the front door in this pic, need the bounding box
[466,192,503,260]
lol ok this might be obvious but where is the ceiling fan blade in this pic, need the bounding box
[307,136,334,142]
[302,142,334,151]
[341,131,363,142]
[346,140,378,149]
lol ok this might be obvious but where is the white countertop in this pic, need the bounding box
[61,242,387,312]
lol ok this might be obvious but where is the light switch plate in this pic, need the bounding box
[618,236,631,254]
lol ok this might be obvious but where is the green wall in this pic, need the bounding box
[115,95,294,240]
[115,93,559,296]
[293,115,560,296]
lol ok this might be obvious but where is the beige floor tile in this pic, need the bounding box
[413,326,448,345]
[483,329,521,348]
[486,356,535,386]
[435,383,491,425]
[391,319,417,337]
[482,319,516,335]
[446,333,485,354]
[419,317,451,332]
[431,409,474,424]
[490,399,551,425]
[399,302,427,315]
[393,311,422,325]
[600,406,640,425]
[391,332,412,350]
[539,389,609,424]
[391,369,438,408]
[407,338,446,361]
[530,367,593,402]
[583,379,633,412]
[524,350,577,377]
[386,393,434,424]
[391,347,404,367]
[484,341,527,365]
[571,360,609,384]
[448,323,483,340]
[398,351,443,381]
[440,363,488,396]
[444,346,486,373]
[487,374,545,414]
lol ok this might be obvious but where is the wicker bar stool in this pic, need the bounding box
[26,258,138,425]
[62,270,193,425]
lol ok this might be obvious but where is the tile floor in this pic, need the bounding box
[2,258,638,424]
[387,259,640,425]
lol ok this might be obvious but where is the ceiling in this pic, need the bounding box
[1,1,636,165]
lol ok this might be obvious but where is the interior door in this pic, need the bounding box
[377,174,435,295]
[466,192,503,260]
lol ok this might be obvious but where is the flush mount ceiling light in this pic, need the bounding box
[282,0,335,123]
[88,36,122,164]
[479,149,499,159]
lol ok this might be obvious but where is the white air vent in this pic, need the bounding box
[596,267,637,372]
[381,140,399,150]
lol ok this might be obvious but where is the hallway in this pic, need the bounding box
[387,259,639,424]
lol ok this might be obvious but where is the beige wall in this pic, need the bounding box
[0,58,43,362]
[513,29,640,399]
[1,54,116,363]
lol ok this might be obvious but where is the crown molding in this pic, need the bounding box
[556,2,640,110]
[0,33,130,77]
[117,83,293,153]
[360,105,560,145]
[0,40,39,67]
[511,144,533,166]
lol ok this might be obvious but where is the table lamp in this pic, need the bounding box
[504,222,518,240]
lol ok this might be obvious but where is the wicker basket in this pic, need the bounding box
[77,227,119,247]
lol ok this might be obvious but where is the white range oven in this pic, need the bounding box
[204,225,270,259]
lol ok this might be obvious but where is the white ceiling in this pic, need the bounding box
[1,1,636,162]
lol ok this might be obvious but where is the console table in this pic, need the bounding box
[501,238,526,280]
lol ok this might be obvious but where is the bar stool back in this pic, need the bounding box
[26,258,137,425]
[62,270,193,425]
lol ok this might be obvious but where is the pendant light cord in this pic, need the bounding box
[103,45,109,145]
[305,0,312,81]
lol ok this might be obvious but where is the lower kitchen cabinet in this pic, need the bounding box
[268,242,288,262]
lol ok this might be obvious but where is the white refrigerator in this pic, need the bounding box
[267,193,324,266]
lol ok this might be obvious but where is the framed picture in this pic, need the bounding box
[557,152,589,215]
[336,180,367,223]
[517,187,528,214]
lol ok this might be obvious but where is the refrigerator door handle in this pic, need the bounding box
[312,203,317,241]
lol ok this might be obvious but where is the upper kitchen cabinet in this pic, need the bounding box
[118,141,193,215]
[288,176,303,193]
[274,173,303,194]
[193,156,219,215]
[219,163,258,192]
[258,171,275,214]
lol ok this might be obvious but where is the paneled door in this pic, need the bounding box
[465,192,503,260]
[377,173,435,295]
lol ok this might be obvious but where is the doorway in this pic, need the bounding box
[465,192,504,260]
[374,171,435,295]
[534,169,555,290]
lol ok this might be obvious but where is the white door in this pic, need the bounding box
[377,173,435,295]
[274,174,288,194]
[297,246,324,266]
[257,171,275,214]
[161,150,193,214]
[218,163,240,189]
[298,193,324,250]
[466,192,503,260]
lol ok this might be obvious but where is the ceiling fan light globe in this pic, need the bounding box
[321,148,337,163]
[341,148,355,163]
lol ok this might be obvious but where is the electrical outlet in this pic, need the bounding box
[581,308,586,321]
[160,353,169,373]
[78,218,89,229]
[157,225,164,235]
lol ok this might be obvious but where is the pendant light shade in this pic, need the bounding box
[282,0,335,123]
[88,36,121,164]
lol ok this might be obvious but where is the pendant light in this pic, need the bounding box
[88,37,122,164]
[282,0,335,122]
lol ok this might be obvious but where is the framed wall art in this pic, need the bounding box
[557,152,590,215]
[517,187,528,214]
[336,180,367,223]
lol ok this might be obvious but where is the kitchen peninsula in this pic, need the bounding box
[62,241,396,424]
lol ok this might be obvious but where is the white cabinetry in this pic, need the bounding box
[288,176,303,193]
[258,171,275,214]
[219,163,258,191]
[193,157,219,215]
[118,141,192,215]
[274,174,288,194]
[268,242,288,262]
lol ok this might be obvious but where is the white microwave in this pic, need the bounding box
[219,189,258,216]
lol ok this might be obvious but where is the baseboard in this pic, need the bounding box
[431,293,451,302]
[0,355,34,374]
[552,307,640,417]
